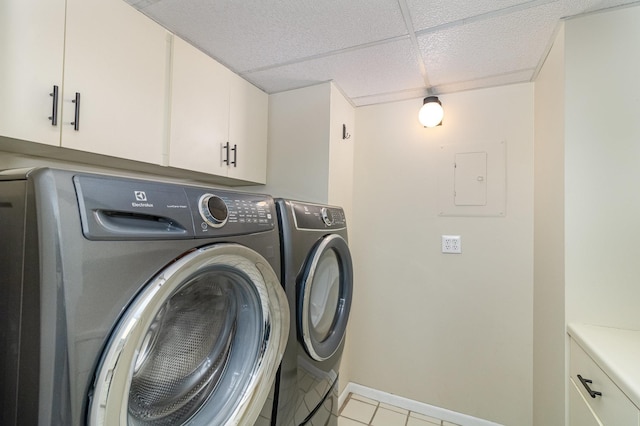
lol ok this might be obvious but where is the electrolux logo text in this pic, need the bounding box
[132,191,154,208]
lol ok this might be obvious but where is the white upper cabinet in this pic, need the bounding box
[227,73,268,184]
[1,0,266,183]
[169,37,268,184]
[0,0,168,164]
[62,0,168,164]
[0,0,66,146]
[169,37,230,177]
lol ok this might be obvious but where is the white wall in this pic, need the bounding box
[350,83,534,426]
[328,84,355,218]
[532,6,640,424]
[327,84,356,390]
[258,83,332,202]
[532,25,565,426]
[565,5,640,330]
[259,82,355,211]
[248,81,356,393]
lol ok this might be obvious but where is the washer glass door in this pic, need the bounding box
[299,234,353,361]
[87,244,288,426]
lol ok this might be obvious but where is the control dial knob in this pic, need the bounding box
[198,194,228,228]
[320,207,334,226]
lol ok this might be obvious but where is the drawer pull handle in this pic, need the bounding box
[48,85,59,126]
[578,374,602,398]
[223,142,230,165]
[230,144,237,167]
[71,92,80,131]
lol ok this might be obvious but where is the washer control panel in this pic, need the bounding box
[185,188,275,237]
[74,173,276,240]
[291,202,346,230]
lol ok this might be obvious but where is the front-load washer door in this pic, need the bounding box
[298,234,353,362]
[87,244,289,426]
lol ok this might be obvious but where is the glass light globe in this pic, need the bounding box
[418,97,444,128]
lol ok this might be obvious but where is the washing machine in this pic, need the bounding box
[274,199,353,426]
[0,167,290,426]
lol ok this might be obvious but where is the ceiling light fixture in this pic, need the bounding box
[418,96,444,128]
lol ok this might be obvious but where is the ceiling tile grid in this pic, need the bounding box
[351,87,430,106]
[125,0,640,106]
[432,69,535,95]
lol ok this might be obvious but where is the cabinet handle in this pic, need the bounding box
[231,144,237,167]
[577,374,602,398]
[48,85,59,126]
[71,92,80,131]
[223,142,230,165]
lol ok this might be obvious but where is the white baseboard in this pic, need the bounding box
[338,382,503,426]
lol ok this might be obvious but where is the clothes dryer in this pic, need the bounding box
[274,199,353,426]
[0,167,289,426]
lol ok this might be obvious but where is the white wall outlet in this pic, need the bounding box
[442,235,462,254]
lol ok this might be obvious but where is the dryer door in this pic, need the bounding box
[298,234,353,361]
[87,244,289,426]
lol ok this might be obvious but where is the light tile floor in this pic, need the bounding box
[338,393,461,426]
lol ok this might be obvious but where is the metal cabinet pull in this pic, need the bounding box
[577,374,602,398]
[71,92,80,131]
[48,85,59,126]
[231,144,237,167]
[223,142,230,165]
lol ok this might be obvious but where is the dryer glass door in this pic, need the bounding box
[87,244,288,426]
[299,234,353,361]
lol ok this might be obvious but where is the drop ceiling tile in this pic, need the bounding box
[140,0,408,72]
[244,38,425,99]
[406,0,545,30]
[418,1,562,86]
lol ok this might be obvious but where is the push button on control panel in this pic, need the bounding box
[227,199,271,224]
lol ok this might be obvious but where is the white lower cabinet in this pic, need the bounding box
[569,338,640,426]
[570,377,603,426]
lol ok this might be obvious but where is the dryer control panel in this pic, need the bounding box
[291,201,346,230]
[74,174,276,240]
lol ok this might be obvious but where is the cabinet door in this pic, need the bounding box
[62,0,167,164]
[227,73,268,184]
[569,378,603,426]
[0,0,65,146]
[169,37,230,176]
